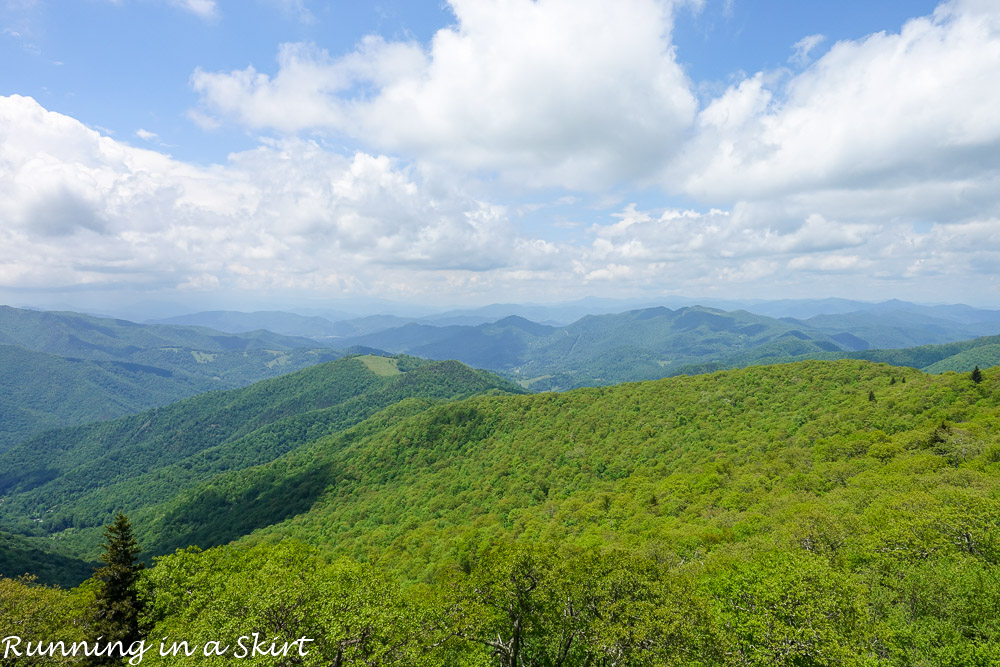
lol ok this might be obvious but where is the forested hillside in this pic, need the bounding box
[0,344,220,447]
[342,306,855,389]
[0,354,523,564]
[4,360,997,665]
[3,303,996,449]
[0,305,326,359]
[229,361,999,579]
[703,334,1000,382]
[0,306,345,447]
[337,304,1000,390]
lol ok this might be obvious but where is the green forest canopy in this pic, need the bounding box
[2,360,998,664]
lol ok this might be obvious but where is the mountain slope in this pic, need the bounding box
[0,306,348,446]
[340,306,852,390]
[712,334,1000,377]
[0,354,524,564]
[0,344,221,448]
[8,360,1000,664]
[0,305,325,358]
[797,308,1000,349]
[226,360,997,580]
[77,359,992,589]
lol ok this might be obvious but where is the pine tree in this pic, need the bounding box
[91,513,145,660]
[972,365,983,384]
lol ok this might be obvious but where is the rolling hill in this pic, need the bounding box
[0,344,222,447]
[0,354,524,564]
[335,304,1000,390]
[0,305,346,447]
[4,358,999,664]
[339,306,856,389]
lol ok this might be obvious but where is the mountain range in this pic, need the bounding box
[334,305,1000,390]
[0,305,345,448]
[3,299,999,447]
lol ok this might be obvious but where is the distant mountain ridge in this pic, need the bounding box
[4,298,999,446]
[145,297,1000,343]
[326,302,1000,390]
[0,305,343,448]
[147,310,503,338]
[334,305,864,390]
[148,310,346,338]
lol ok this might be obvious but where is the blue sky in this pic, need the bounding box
[1,0,997,315]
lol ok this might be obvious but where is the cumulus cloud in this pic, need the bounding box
[7,0,1000,305]
[676,0,1000,209]
[2,94,996,303]
[0,95,533,295]
[186,0,1000,247]
[567,197,1000,299]
[190,0,698,189]
[586,206,873,266]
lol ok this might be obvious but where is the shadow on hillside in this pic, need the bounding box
[0,537,97,588]
[145,461,336,557]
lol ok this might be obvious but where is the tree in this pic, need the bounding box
[91,513,144,660]
[868,390,877,402]
[972,365,983,384]
[448,544,573,667]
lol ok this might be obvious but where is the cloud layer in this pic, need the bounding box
[3,0,1000,305]
[191,0,698,189]
[0,95,531,297]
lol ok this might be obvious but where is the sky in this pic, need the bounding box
[1,0,998,316]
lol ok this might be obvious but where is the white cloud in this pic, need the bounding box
[637,0,1000,305]
[187,0,1000,266]
[7,0,1000,306]
[190,0,698,190]
[168,0,217,19]
[676,0,1000,209]
[0,95,531,296]
[135,128,158,141]
[789,33,825,67]
[2,94,997,304]
[566,198,1000,299]
[786,254,869,273]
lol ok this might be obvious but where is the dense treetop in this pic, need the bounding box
[2,359,998,664]
[0,354,523,562]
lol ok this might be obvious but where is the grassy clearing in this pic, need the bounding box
[357,355,402,376]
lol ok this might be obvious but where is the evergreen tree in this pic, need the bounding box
[91,513,144,661]
[972,365,983,384]
[868,390,877,402]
